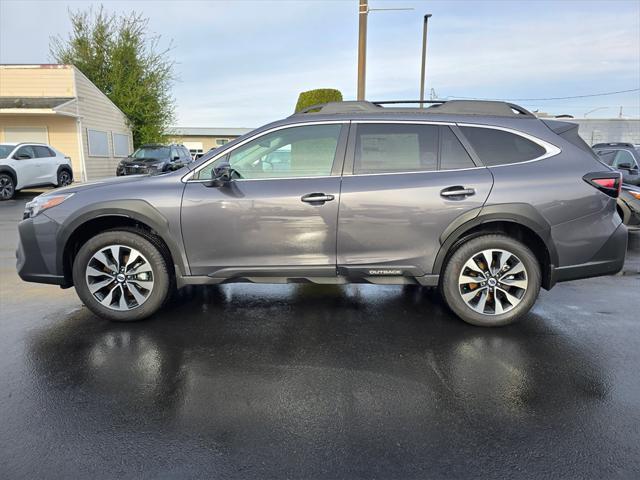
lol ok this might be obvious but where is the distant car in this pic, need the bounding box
[0,142,73,200]
[592,143,640,186]
[116,144,193,176]
[618,183,640,230]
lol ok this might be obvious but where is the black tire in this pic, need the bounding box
[57,168,73,187]
[0,173,16,200]
[441,234,541,327]
[72,230,170,322]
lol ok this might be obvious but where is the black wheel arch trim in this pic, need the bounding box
[0,165,18,184]
[433,203,559,286]
[57,199,190,279]
[56,165,73,180]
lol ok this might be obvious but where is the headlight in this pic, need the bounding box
[24,193,74,219]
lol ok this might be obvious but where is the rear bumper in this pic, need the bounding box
[550,222,627,286]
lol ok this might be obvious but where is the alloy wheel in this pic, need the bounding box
[458,248,528,315]
[59,171,72,186]
[0,176,14,200]
[85,244,154,311]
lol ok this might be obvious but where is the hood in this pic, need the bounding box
[120,157,166,165]
[42,174,156,197]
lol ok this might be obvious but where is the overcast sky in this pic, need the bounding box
[1,0,639,127]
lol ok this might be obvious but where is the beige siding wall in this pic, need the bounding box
[0,114,81,174]
[167,135,236,152]
[0,65,75,97]
[74,68,133,179]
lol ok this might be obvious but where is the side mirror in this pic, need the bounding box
[206,162,234,187]
[617,162,633,170]
[172,155,180,161]
[14,154,31,160]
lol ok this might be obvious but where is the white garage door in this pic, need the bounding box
[4,126,49,143]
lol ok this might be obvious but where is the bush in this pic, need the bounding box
[295,89,343,113]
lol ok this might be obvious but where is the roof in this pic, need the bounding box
[167,127,254,137]
[0,97,75,109]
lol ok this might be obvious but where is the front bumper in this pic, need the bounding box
[551,221,628,286]
[16,213,67,287]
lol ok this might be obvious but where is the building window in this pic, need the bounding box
[112,133,131,157]
[87,129,110,157]
[216,139,228,146]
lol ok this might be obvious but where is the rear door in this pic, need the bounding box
[33,145,57,183]
[337,122,493,277]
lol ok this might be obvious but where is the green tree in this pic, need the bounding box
[295,89,343,113]
[51,6,175,147]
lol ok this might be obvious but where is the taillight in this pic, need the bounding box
[583,171,622,198]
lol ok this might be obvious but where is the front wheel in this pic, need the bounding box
[441,234,541,327]
[72,230,170,321]
[0,173,15,200]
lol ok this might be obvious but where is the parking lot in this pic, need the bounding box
[1,191,639,478]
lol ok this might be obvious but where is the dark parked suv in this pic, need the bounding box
[592,142,640,186]
[16,100,627,326]
[116,144,193,176]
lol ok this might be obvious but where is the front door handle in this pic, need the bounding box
[301,193,335,204]
[440,186,476,198]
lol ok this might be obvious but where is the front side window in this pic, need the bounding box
[14,146,35,159]
[612,150,638,169]
[460,126,546,166]
[354,123,439,174]
[195,124,342,180]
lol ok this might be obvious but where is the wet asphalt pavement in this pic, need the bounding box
[1,192,639,479]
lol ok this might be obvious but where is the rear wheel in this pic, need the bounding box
[72,230,170,321]
[57,169,72,187]
[441,234,541,327]
[0,173,15,200]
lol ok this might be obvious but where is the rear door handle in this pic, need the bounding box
[440,186,476,198]
[301,193,335,204]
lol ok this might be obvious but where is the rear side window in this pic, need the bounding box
[33,146,54,158]
[460,126,546,166]
[440,127,475,170]
[354,124,439,174]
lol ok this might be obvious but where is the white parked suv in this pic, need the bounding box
[0,142,73,200]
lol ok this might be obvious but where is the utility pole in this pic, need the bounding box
[419,14,432,107]
[357,1,413,101]
[357,0,368,101]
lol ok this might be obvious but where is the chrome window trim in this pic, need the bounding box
[343,120,561,176]
[456,123,562,167]
[182,120,350,183]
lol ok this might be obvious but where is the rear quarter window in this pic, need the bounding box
[459,126,546,166]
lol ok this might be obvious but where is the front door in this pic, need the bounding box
[337,122,494,277]
[181,122,348,278]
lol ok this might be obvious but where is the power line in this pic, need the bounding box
[445,88,640,102]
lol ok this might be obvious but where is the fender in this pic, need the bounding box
[56,199,190,278]
[0,165,18,184]
[433,202,559,277]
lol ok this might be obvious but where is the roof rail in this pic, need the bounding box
[292,99,535,118]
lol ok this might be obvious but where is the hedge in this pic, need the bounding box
[295,89,343,113]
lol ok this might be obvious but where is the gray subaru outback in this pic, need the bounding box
[16,100,627,326]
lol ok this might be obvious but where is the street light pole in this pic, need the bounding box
[357,0,368,101]
[419,14,432,107]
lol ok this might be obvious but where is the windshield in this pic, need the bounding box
[0,144,14,159]
[131,146,170,160]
